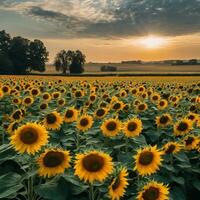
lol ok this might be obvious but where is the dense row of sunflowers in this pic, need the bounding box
[0,76,199,200]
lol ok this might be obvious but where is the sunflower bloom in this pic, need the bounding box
[10,123,49,155]
[74,150,113,183]
[37,149,71,177]
[134,146,163,176]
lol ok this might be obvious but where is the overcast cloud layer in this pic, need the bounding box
[1,0,200,38]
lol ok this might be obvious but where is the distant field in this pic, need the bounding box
[44,63,200,74]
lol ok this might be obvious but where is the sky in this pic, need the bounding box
[1,0,200,63]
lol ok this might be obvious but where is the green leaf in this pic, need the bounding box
[37,177,73,200]
[0,173,23,198]
[170,186,186,200]
[174,152,189,162]
[193,179,200,191]
[170,175,185,185]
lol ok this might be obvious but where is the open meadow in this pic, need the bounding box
[0,75,199,200]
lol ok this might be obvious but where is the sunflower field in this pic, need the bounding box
[0,76,200,200]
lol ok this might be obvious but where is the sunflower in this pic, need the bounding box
[108,167,129,200]
[186,112,198,123]
[136,103,148,113]
[7,121,19,135]
[94,107,108,119]
[44,111,63,130]
[12,97,21,105]
[52,91,61,99]
[174,119,193,136]
[112,101,124,112]
[137,181,169,200]
[39,103,48,110]
[42,92,51,101]
[89,94,97,102]
[101,118,121,137]
[30,88,40,97]
[151,93,161,103]
[37,149,71,177]
[1,85,11,94]
[74,150,113,183]
[23,96,34,106]
[57,98,66,107]
[131,88,138,96]
[183,135,199,150]
[134,146,163,176]
[63,108,79,123]
[155,114,172,128]
[123,118,143,137]
[10,123,48,155]
[74,90,84,98]
[77,114,93,132]
[163,142,182,154]
[11,109,23,121]
[157,100,168,110]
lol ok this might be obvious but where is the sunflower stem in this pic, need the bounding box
[125,137,128,153]
[89,184,94,200]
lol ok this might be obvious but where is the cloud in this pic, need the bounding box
[1,0,200,38]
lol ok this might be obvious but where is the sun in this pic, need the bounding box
[139,35,167,49]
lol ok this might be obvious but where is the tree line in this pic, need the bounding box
[0,30,48,74]
[0,30,86,74]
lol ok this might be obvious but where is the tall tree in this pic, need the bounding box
[69,50,85,74]
[29,39,49,72]
[9,36,30,74]
[0,30,11,53]
[0,30,14,74]
[54,49,86,74]
[54,50,69,74]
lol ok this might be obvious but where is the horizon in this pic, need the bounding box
[1,0,200,63]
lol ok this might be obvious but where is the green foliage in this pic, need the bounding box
[0,30,49,74]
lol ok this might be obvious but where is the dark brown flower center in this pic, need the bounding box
[58,99,64,105]
[75,91,82,97]
[12,111,21,120]
[127,122,137,131]
[177,122,188,132]
[13,99,19,103]
[43,94,49,99]
[112,176,121,191]
[24,98,31,104]
[139,151,154,165]
[40,103,47,110]
[43,151,64,167]
[142,186,160,200]
[82,154,104,172]
[113,103,121,110]
[46,114,57,124]
[188,115,195,120]
[153,96,158,101]
[159,116,169,124]
[165,145,176,154]
[12,122,18,131]
[138,104,145,110]
[96,109,105,117]
[20,128,38,144]
[159,101,165,106]
[65,110,74,118]
[185,137,194,145]
[53,93,59,98]
[31,89,38,95]
[2,86,9,92]
[106,121,117,131]
[80,118,89,127]
[132,89,137,94]
[90,95,96,101]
